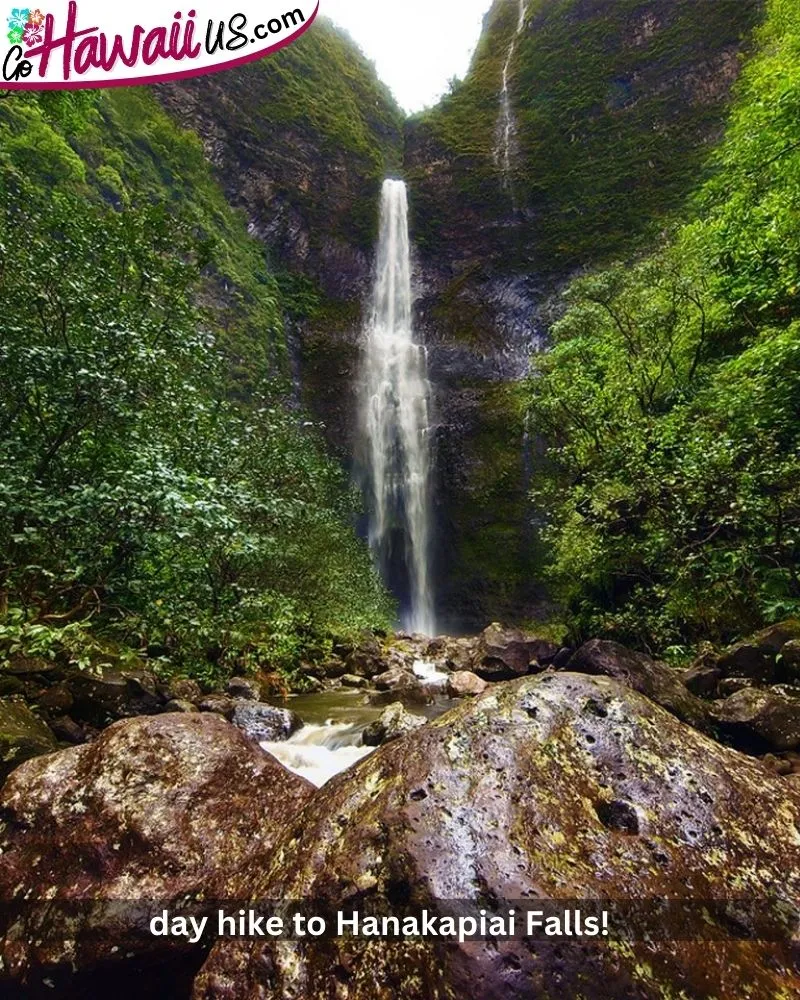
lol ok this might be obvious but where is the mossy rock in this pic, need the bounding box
[0,700,57,780]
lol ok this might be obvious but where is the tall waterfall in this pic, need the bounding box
[360,179,435,635]
[494,0,528,202]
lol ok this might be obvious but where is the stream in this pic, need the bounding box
[260,660,454,787]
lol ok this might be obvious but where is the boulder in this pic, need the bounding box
[320,658,348,680]
[345,634,386,679]
[0,713,313,997]
[194,673,800,1000]
[682,645,723,698]
[67,669,163,725]
[718,619,800,683]
[49,715,86,745]
[165,676,203,704]
[718,676,754,698]
[197,694,236,719]
[0,700,57,780]
[361,702,426,746]
[442,637,476,672]
[445,670,488,698]
[373,667,419,692]
[780,639,800,682]
[565,639,711,732]
[226,676,262,701]
[340,674,368,688]
[715,688,800,752]
[36,681,74,715]
[471,623,559,681]
[231,701,302,743]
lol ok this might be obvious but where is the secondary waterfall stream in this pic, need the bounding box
[494,0,528,202]
[359,179,435,635]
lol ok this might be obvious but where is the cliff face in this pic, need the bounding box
[156,19,404,453]
[402,0,765,629]
[150,4,765,631]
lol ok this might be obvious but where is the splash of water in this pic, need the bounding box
[494,0,529,202]
[261,721,373,787]
[360,179,435,635]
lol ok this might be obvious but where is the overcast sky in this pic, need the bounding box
[322,0,491,112]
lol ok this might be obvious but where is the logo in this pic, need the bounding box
[2,0,318,88]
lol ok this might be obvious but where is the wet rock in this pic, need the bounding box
[165,699,199,714]
[445,670,488,698]
[361,702,426,746]
[4,656,58,676]
[48,715,86,745]
[226,676,262,701]
[373,667,419,692]
[780,639,800,681]
[551,646,574,668]
[320,658,348,680]
[715,688,800,752]
[718,620,800,684]
[442,637,476,672]
[197,694,235,719]
[36,682,74,715]
[565,639,711,732]
[345,634,385,679]
[718,676,754,698]
[472,622,554,680]
[67,669,163,726]
[340,674,368,689]
[194,673,800,1000]
[231,701,302,743]
[0,676,25,698]
[166,676,203,704]
[0,713,313,997]
[0,700,57,780]
[682,662,723,698]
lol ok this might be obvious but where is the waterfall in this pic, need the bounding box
[494,0,528,202]
[360,179,435,636]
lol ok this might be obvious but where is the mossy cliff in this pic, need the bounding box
[403,0,765,628]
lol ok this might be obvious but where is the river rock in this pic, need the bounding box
[165,698,199,713]
[718,619,800,683]
[0,712,313,997]
[345,633,386,679]
[471,623,558,681]
[780,639,800,681]
[442,636,476,672]
[67,668,163,725]
[194,673,800,1000]
[49,714,86,744]
[36,681,74,715]
[361,702,426,746]
[715,687,800,752]
[565,639,711,732]
[226,676,262,701]
[445,670,488,698]
[373,667,419,692]
[198,693,236,718]
[0,700,58,780]
[231,701,302,742]
[340,673,368,688]
[166,676,203,704]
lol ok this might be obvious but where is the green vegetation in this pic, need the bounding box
[0,79,393,682]
[527,0,800,653]
[408,0,762,270]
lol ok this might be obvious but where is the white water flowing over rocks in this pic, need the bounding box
[494,0,528,202]
[360,179,435,635]
[261,721,373,787]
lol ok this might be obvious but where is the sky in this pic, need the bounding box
[322,0,492,113]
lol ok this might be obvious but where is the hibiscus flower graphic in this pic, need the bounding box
[27,6,44,25]
[6,24,23,44]
[23,20,41,45]
[6,7,30,31]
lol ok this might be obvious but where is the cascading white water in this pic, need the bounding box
[360,179,435,635]
[494,0,528,201]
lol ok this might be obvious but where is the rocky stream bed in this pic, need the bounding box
[0,623,799,998]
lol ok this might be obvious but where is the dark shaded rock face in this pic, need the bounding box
[0,713,313,998]
[194,672,800,999]
[472,623,557,681]
[565,639,711,732]
[715,688,800,752]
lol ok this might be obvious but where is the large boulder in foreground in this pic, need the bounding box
[0,712,313,998]
[194,673,800,1000]
[565,639,711,732]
